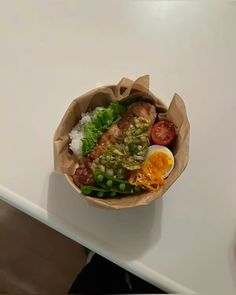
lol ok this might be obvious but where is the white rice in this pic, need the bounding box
[69,108,104,157]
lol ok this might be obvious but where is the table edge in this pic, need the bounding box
[0,184,196,294]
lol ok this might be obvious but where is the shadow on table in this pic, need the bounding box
[47,172,163,260]
[229,230,236,290]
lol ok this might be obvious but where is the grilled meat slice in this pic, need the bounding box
[89,102,156,160]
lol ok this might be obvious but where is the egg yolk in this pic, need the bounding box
[145,151,173,176]
[128,150,174,191]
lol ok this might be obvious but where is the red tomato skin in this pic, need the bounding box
[151,120,176,146]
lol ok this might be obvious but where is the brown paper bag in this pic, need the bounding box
[54,75,190,209]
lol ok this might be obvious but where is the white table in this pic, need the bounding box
[1,1,236,293]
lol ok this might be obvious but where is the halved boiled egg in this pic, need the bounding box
[145,145,174,178]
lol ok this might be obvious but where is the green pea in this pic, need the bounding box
[110,191,117,197]
[106,179,113,187]
[119,183,126,191]
[97,191,104,197]
[96,174,104,182]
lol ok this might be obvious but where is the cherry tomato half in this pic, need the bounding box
[151,120,176,146]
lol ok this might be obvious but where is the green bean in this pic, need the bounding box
[81,187,92,195]
[134,186,141,193]
[81,172,142,198]
[97,191,104,198]
[110,191,117,197]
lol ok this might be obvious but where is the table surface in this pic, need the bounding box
[1,1,236,293]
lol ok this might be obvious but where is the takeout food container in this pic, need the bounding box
[54,75,190,209]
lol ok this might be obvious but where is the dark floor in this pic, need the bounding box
[70,253,166,294]
[0,200,87,294]
[0,200,166,294]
